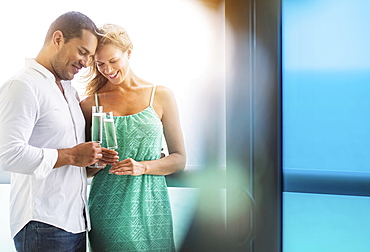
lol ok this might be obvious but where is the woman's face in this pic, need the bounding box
[95,44,130,84]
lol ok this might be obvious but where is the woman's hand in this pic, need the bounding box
[86,148,119,178]
[109,158,147,176]
[100,148,119,165]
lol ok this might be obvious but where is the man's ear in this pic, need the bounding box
[52,30,64,49]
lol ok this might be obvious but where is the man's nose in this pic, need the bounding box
[80,55,90,68]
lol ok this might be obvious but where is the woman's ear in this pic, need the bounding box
[127,45,133,59]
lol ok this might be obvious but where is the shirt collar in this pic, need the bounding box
[25,58,55,80]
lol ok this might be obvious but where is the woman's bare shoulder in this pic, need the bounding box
[80,94,95,108]
[155,85,174,98]
[154,85,177,110]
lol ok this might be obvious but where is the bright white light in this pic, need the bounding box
[0,0,225,168]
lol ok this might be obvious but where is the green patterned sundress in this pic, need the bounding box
[88,86,175,252]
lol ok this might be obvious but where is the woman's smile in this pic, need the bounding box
[107,71,119,79]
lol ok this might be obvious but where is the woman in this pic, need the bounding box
[80,24,186,251]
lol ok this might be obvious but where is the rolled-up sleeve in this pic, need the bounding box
[0,79,57,179]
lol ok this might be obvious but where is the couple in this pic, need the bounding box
[0,11,186,252]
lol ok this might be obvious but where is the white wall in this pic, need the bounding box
[0,185,14,251]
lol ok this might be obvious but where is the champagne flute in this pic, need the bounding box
[104,112,118,150]
[89,106,105,168]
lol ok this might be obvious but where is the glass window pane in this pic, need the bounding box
[283,0,370,173]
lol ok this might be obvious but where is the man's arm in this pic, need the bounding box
[0,80,102,178]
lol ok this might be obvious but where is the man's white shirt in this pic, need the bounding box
[0,58,90,237]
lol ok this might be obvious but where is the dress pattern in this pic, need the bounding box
[88,88,175,252]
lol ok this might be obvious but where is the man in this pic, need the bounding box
[0,11,117,251]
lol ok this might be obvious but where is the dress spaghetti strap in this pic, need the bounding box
[94,92,100,111]
[149,85,157,107]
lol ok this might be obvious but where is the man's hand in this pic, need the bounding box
[55,142,102,168]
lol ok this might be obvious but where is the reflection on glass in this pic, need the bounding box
[104,112,118,150]
[90,106,104,168]
[91,106,104,143]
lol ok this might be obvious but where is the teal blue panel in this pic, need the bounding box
[283,192,370,252]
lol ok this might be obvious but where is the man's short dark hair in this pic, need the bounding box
[44,11,99,44]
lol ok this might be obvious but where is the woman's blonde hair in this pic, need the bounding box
[83,24,132,95]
